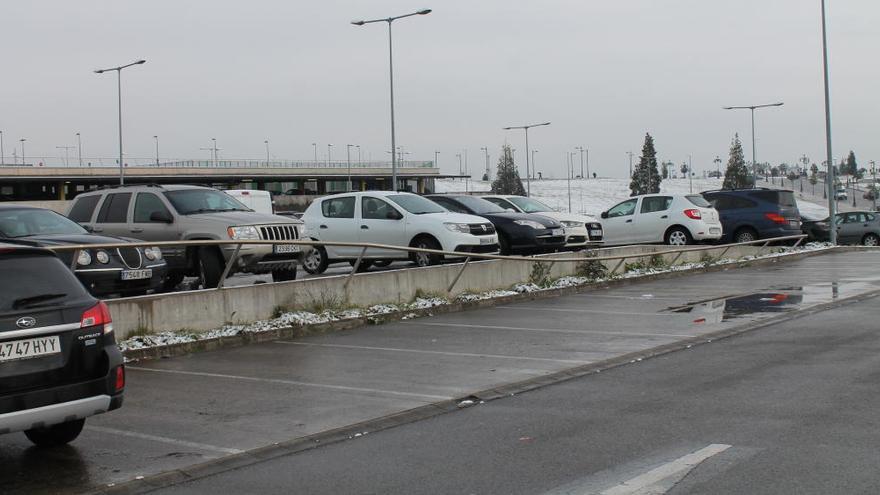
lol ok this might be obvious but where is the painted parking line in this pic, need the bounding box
[496,306,678,317]
[274,341,592,365]
[86,425,243,455]
[126,366,452,401]
[599,444,731,495]
[411,322,693,338]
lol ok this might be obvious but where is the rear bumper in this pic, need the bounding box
[0,394,116,434]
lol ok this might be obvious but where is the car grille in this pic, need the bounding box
[116,247,143,269]
[259,224,299,241]
[469,223,496,235]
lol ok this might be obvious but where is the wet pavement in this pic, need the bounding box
[2,249,880,494]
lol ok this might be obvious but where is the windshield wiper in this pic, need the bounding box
[13,293,67,309]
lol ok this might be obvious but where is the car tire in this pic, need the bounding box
[271,267,298,282]
[733,228,758,244]
[24,418,85,447]
[498,233,512,255]
[349,260,374,272]
[302,245,328,275]
[863,233,880,246]
[411,236,442,267]
[162,272,185,292]
[665,227,692,246]
[197,247,224,289]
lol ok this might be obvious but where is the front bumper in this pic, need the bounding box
[222,244,301,274]
[563,225,604,248]
[438,231,498,253]
[75,263,168,296]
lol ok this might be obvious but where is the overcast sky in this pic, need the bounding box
[2,0,877,178]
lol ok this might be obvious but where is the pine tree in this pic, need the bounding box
[845,151,858,176]
[491,144,526,196]
[628,133,662,196]
[722,134,752,189]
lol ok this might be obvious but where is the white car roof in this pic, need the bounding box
[319,190,414,200]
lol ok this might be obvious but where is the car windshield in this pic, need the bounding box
[507,197,554,213]
[0,208,88,238]
[163,189,251,215]
[451,196,505,214]
[387,194,447,214]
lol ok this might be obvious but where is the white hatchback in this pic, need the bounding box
[301,191,498,274]
[599,194,722,246]
[481,195,604,250]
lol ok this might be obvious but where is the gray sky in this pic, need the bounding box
[2,0,878,178]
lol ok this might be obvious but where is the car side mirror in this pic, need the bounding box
[601,211,609,219]
[150,211,174,223]
[505,208,516,213]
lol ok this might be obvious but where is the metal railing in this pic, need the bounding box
[0,159,437,170]
[44,234,809,294]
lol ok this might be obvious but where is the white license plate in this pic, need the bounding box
[589,229,603,236]
[710,228,721,235]
[121,269,152,280]
[552,229,564,237]
[0,336,61,363]
[479,237,495,245]
[274,244,301,254]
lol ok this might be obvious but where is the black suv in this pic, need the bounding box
[701,188,801,244]
[0,243,124,446]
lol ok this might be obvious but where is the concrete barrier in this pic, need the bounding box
[106,243,778,338]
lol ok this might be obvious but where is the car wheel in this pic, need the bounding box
[497,233,512,255]
[196,247,224,289]
[302,246,328,274]
[271,267,298,282]
[863,233,880,246]
[349,260,374,272]
[665,227,692,246]
[162,272,185,292]
[24,419,85,447]
[411,237,441,267]
[733,228,758,244]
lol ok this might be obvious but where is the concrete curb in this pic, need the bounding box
[121,246,836,362]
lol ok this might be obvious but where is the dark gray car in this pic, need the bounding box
[802,211,880,246]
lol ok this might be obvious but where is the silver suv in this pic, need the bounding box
[66,184,303,288]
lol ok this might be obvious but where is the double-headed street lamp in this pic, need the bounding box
[76,132,83,167]
[722,102,783,185]
[19,138,26,166]
[94,59,146,184]
[502,122,550,197]
[352,8,432,192]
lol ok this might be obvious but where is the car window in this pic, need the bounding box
[868,214,876,222]
[685,195,712,208]
[321,197,355,219]
[96,193,132,223]
[640,196,673,213]
[0,209,88,238]
[0,252,92,313]
[68,195,101,223]
[484,197,515,210]
[452,196,505,214]
[134,193,172,223]
[386,194,446,214]
[362,197,400,220]
[607,199,637,218]
[507,196,554,213]
[163,189,250,215]
[429,197,469,214]
[750,190,796,207]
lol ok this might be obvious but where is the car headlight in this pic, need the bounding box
[513,219,547,230]
[561,221,583,228]
[227,226,261,240]
[77,250,92,266]
[444,222,471,233]
[144,246,162,261]
[95,250,110,264]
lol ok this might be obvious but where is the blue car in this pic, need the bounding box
[701,188,801,243]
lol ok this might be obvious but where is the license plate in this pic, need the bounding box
[480,237,495,245]
[274,244,301,254]
[789,220,800,228]
[0,336,61,363]
[121,269,152,280]
[552,229,564,237]
[710,228,721,235]
[589,229,603,237]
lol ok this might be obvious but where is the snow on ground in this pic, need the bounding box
[434,177,831,218]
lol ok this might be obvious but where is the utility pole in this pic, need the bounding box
[575,146,585,179]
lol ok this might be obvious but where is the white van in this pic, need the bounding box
[225,189,274,214]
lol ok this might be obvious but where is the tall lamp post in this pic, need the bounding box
[153,135,159,165]
[352,8,432,192]
[94,59,146,185]
[575,146,586,179]
[434,150,440,170]
[820,0,837,242]
[312,142,318,165]
[480,147,489,180]
[0,130,5,166]
[19,139,26,166]
[532,150,538,179]
[870,160,877,211]
[264,140,270,167]
[346,144,355,191]
[722,101,783,185]
[76,132,83,167]
[502,121,550,196]
[327,143,332,166]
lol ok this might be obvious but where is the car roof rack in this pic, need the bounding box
[94,183,165,191]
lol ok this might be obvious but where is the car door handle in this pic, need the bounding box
[131,228,143,233]
[625,219,632,223]
[661,215,668,219]
[361,225,369,230]
[319,225,328,229]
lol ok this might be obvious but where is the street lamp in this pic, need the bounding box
[346,144,356,191]
[153,135,159,165]
[312,142,317,165]
[94,59,146,184]
[264,140,271,167]
[0,130,4,166]
[480,147,489,181]
[327,143,332,166]
[722,101,783,185]
[357,145,362,166]
[76,132,83,167]
[19,139,26,166]
[502,121,550,196]
[870,160,877,211]
[211,138,218,166]
[352,8,432,192]
[820,0,837,242]
[532,150,538,179]
[434,150,440,170]
[575,146,586,179]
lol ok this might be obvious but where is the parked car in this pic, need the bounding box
[425,194,566,255]
[300,191,497,274]
[701,188,801,244]
[802,211,880,246]
[66,184,304,289]
[480,195,604,250]
[835,187,848,201]
[599,194,722,246]
[0,205,167,297]
[224,189,274,214]
[0,243,125,446]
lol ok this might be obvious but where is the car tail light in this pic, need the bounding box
[683,209,702,219]
[114,366,125,391]
[764,213,787,224]
[81,301,113,334]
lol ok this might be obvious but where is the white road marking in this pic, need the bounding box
[274,341,592,364]
[412,322,693,338]
[86,425,243,455]
[599,444,732,495]
[127,366,451,401]
[496,306,679,317]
